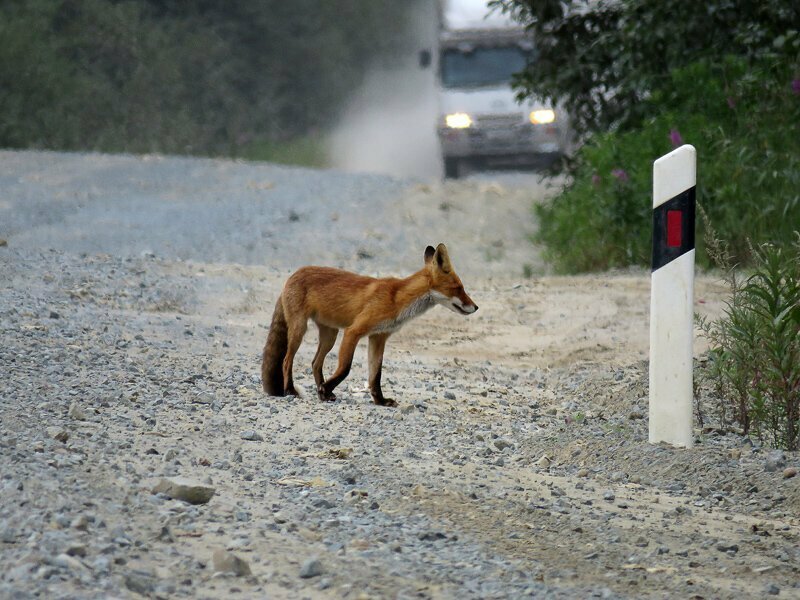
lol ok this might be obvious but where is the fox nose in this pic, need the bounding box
[473,304,479,312]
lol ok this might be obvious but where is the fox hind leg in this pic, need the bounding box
[282,318,307,397]
[312,324,338,401]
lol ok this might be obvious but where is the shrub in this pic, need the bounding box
[698,233,800,450]
[534,56,800,273]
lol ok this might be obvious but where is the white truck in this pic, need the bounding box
[427,2,571,178]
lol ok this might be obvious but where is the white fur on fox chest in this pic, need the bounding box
[370,293,434,334]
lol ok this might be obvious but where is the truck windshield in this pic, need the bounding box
[441,46,528,89]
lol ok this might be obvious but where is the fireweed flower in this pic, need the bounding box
[591,173,601,187]
[669,129,683,147]
[727,96,736,109]
[611,168,629,183]
[792,79,800,95]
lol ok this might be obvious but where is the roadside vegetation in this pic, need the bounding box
[492,0,800,449]
[698,232,800,451]
[0,0,422,165]
[491,0,800,272]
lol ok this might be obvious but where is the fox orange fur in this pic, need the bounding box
[261,243,478,406]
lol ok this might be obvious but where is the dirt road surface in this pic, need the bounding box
[1,151,797,599]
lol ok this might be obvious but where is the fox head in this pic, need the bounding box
[424,243,478,315]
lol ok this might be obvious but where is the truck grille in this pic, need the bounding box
[475,113,524,129]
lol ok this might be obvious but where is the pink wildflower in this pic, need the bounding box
[669,129,683,148]
[611,168,629,183]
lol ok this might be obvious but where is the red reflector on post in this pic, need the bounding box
[667,210,682,248]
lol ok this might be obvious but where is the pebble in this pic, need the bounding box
[125,570,158,595]
[765,451,786,472]
[212,548,252,577]
[46,427,69,443]
[782,467,797,479]
[299,557,324,579]
[151,477,216,504]
[536,455,552,469]
[240,430,264,442]
[68,401,87,421]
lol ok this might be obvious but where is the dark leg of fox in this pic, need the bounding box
[368,333,396,407]
[312,324,338,401]
[282,319,306,397]
[320,327,363,400]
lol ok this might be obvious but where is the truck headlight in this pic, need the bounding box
[445,113,472,129]
[529,109,556,124]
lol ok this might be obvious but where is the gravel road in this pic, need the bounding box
[1,150,798,599]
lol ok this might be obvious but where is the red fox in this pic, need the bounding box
[261,243,478,406]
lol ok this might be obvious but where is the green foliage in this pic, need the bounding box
[534,56,800,272]
[238,137,328,169]
[489,0,800,137]
[698,236,800,450]
[0,0,422,159]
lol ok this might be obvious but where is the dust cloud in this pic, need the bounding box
[327,3,442,180]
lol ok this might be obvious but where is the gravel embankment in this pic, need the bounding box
[0,151,797,599]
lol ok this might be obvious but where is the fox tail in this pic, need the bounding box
[261,296,288,395]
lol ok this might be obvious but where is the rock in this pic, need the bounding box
[156,524,175,543]
[212,548,251,577]
[765,451,786,472]
[577,468,590,478]
[444,391,456,400]
[68,402,87,421]
[494,439,513,451]
[71,515,89,531]
[765,584,780,595]
[48,553,87,574]
[125,570,157,595]
[299,557,324,579]
[151,477,215,504]
[46,427,69,443]
[603,491,615,502]
[66,544,88,557]
[536,455,552,469]
[240,430,264,442]
[783,467,797,479]
[610,471,628,483]
[1,526,17,544]
[0,239,7,247]
[49,311,60,319]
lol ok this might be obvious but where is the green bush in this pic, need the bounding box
[698,235,800,450]
[535,56,800,272]
[0,0,423,159]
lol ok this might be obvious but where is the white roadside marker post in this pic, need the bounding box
[649,144,696,447]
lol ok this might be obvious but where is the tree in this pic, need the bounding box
[488,0,800,137]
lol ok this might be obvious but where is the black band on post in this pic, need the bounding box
[652,186,695,271]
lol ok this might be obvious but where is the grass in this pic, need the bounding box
[237,136,329,169]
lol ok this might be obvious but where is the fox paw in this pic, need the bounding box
[373,397,397,408]
[317,386,336,402]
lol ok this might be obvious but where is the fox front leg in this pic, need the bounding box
[368,333,396,407]
[320,328,362,401]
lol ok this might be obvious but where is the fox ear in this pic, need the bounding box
[434,243,452,273]
[424,245,436,264]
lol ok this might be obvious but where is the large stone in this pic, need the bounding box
[212,548,251,577]
[299,557,324,579]
[151,477,215,505]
